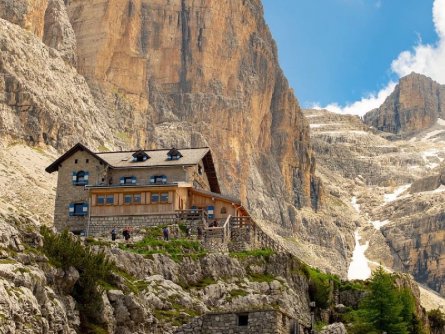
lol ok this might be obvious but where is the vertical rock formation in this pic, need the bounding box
[364,73,445,135]
[63,0,321,222]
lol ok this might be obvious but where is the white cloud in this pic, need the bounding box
[314,81,396,117]
[317,0,445,116]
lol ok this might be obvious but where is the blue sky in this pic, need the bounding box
[262,0,444,115]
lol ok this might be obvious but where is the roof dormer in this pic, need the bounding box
[167,148,183,160]
[132,150,150,162]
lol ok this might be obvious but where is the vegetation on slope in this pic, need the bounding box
[41,227,116,333]
[344,267,426,334]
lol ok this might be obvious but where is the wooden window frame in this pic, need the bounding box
[124,194,133,205]
[96,195,105,206]
[160,192,169,203]
[123,193,143,205]
[106,194,114,205]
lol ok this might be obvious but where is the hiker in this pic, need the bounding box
[111,227,117,241]
[123,227,131,241]
[197,226,203,240]
[212,219,218,227]
[163,226,169,241]
[185,225,191,238]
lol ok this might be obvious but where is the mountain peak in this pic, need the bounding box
[364,72,445,135]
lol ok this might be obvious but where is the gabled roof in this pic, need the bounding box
[96,148,210,168]
[46,144,221,193]
[45,143,109,173]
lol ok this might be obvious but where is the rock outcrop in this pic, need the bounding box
[364,73,445,135]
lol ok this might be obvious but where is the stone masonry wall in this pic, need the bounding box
[88,214,177,236]
[54,149,107,232]
[229,227,253,252]
[175,310,301,334]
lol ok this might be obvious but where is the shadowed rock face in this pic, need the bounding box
[364,73,445,135]
[0,0,320,225]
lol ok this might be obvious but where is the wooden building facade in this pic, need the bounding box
[46,143,247,234]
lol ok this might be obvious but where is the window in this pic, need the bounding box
[237,314,248,327]
[86,159,89,163]
[97,195,105,205]
[69,202,88,216]
[151,193,159,203]
[167,148,183,160]
[132,150,150,162]
[75,159,78,164]
[72,171,89,186]
[198,164,203,175]
[133,193,142,204]
[124,194,132,204]
[106,195,114,205]
[160,193,169,203]
[120,176,136,185]
[220,207,227,214]
[150,175,167,184]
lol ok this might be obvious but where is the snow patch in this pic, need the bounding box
[371,220,390,230]
[347,230,371,280]
[423,130,445,141]
[437,118,445,126]
[422,149,440,162]
[383,184,411,203]
[351,196,360,213]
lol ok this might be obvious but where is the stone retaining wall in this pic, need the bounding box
[174,310,304,334]
[87,215,177,236]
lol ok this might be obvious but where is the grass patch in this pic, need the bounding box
[0,259,16,264]
[119,227,207,262]
[230,248,274,259]
[225,288,248,301]
[248,273,276,283]
[113,268,148,294]
[153,307,200,326]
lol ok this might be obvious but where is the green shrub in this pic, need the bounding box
[302,266,338,309]
[428,309,445,334]
[41,227,114,323]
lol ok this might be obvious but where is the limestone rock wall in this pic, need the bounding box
[63,0,319,222]
[364,73,445,135]
[1,0,320,227]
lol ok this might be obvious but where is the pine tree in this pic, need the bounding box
[358,267,408,334]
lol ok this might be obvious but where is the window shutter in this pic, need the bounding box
[82,203,89,216]
[168,191,173,204]
[150,176,155,184]
[72,171,77,185]
[120,177,124,185]
[69,203,75,216]
[84,171,89,183]
[207,205,215,219]
[132,176,137,184]
[162,175,167,184]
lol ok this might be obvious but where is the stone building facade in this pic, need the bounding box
[174,309,306,334]
[46,143,248,234]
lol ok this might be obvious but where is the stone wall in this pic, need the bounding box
[174,310,304,334]
[87,214,177,236]
[229,227,253,252]
[54,149,107,232]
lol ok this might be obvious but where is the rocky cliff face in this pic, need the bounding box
[0,0,319,227]
[305,108,445,302]
[364,73,445,135]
